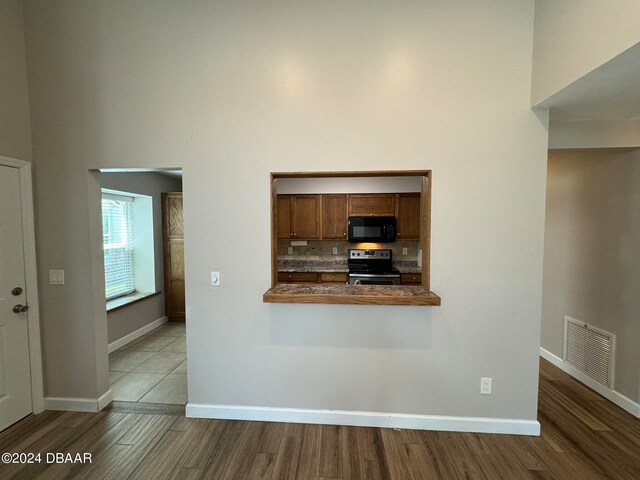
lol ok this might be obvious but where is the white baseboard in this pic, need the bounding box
[540,347,640,418]
[108,316,168,353]
[45,389,113,413]
[186,403,540,436]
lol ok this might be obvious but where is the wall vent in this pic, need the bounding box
[563,316,615,388]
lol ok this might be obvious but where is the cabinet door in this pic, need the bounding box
[278,272,318,283]
[401,273,422,285]
[348,194,395,216]
[277,195,293,239]
[162,193,185,322]
[396,193,421,240]
[292,195,321,239]
[322,195,348,239]
[319,272,348,283]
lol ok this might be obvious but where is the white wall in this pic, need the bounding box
[542,149,640,402]
[0,0,32,161]
[532,0,640,105]
[24,0,548,425]
[549,119,640,150]
[100,172,182,344]
[277,176,422,194]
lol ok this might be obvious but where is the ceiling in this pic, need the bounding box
[537,43,640,121]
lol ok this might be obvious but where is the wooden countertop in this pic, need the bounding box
[263,284,441,306]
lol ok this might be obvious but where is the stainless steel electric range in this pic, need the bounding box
[348,249,400,285]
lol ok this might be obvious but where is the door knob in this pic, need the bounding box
[12,304,29,314]
[12,287,23,296]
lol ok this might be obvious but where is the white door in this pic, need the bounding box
[0,165,32,431]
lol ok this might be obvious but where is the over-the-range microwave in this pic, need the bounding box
[348,216,396,243]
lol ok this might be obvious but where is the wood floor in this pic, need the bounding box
[1,359,639,479]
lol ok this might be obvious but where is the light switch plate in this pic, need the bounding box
[210,271,220,287]
[49,270,65,285]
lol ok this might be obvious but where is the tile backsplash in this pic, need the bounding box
[277,239,420,261]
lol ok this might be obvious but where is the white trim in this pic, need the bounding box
[540,347,640,418]
[107,316,168,353]
[0,156,45,415]
[44,389,113,413]
[97,389,114,411]
[186,403,540,436]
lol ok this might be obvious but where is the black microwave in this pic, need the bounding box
[348,216,397,243]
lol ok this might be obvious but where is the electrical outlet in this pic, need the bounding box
[287,247,293,255]
[402,247,408,255]
[480,377,492,395]
[332,246,338,255]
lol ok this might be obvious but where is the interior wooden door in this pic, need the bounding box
[162,193,185,322]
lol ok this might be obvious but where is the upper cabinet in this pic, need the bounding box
[322,195,348,239]
[277,195,321,239]
[277,192,420,240]
[348,194,395,216]
[396,193,421,240]
[276,195,293,239]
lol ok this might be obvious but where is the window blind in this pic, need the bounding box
[102,195,135,299]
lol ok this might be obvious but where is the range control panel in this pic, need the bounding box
[348,249,391,259]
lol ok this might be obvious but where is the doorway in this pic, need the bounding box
[0,158,43,431]
[97,168,188,406]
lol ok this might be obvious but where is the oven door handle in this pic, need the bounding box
[349,273,400,278]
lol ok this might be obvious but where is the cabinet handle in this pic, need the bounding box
[343,233,346,236]
[397,232,401,237]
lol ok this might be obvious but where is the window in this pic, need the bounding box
[102,193,135,299]
[101,189,156,304]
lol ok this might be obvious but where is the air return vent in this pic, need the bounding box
[563,316,615,388]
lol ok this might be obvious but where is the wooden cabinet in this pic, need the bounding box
[396,193,421,240]
[277,195,321,239]
[277,271,347,284]
[162,193,185,322]
[401,273,422,285]
[322,195,348,239]
[278,272,318,283]
[348,194,395,216]
[277,192,419,240]
[276,195,293,239]
[319,272,348,283]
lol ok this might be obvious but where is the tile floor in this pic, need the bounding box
[108,322,187,404]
